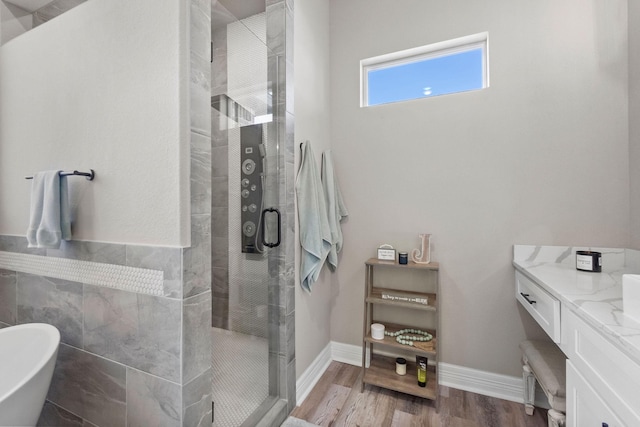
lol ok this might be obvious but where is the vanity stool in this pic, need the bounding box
[520,340,567,427]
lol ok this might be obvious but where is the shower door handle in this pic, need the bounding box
[261,208,281,248]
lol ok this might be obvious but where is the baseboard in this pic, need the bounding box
[296,342,332,405]
[327,341,525,404]
[330,341,365,366]
[438,362,522,403]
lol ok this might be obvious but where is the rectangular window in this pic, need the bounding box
[361,32,489,107]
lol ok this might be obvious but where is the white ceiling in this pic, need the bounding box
[218,0,264,21]
[3,0,54,12]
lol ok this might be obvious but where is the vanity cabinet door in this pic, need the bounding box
[566,361,624,427]
[561,306,640,424]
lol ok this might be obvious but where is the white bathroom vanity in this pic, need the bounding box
[513,245,640,426]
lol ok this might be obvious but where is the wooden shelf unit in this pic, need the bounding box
[361,258,440,404]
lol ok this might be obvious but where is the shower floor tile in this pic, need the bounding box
[212,327,269,427]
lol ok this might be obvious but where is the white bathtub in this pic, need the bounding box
[0,323,60,427]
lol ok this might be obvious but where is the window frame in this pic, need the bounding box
[360,32,490,107]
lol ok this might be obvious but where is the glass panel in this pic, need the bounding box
[211,1,280,426]
[367,48,485,106]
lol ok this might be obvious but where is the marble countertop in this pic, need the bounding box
[513,245,640,366]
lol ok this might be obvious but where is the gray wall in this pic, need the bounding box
[328,0,630,377]
[293,0,333,378]
[630,1,640,249]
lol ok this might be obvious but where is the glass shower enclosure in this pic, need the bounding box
[210,1,290,426]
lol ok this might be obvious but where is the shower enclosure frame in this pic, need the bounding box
[194,0,296,425]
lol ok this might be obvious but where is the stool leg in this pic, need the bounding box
[547,409,565,427]
[523,364,536,416]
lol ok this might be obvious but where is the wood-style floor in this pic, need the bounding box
[290,362,548,427]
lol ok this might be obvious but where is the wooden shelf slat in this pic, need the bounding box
[367,287,437,311]
[365,258,440,270]
[366,258,439,270]
[365,323,437,357]
[362,354,437,400]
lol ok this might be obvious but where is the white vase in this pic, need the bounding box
[411,234,431,264]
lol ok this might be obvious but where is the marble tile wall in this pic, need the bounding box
[186,0,213,426]
[17,274,83,348]
[0,269,17,325]
[0,235,206,426]
[211,0,230,331]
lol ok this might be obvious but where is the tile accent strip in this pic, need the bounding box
[0,251,164,296]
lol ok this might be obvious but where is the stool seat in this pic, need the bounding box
[520,339,566,401]
[520,339,567,426]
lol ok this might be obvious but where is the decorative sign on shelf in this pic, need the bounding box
[381,293,429,305]
[377,244,396,261]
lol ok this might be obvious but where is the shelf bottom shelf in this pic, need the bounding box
[362,354,438,400]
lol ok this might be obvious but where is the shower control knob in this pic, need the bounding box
[251,184,257,191]
[242,205,248,212]
[248,204,257,213]
[241,178,250,187]
[241,190,250,198]
[242,159,256,175]
[243,221,256,237]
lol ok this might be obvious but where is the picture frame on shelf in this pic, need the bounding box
[377,244,396,261]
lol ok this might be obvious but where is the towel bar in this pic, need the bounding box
[25,170,95,181]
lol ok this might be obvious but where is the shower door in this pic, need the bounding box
[210,2,284,426]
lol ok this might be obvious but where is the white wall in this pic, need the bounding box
[329,0,629,376]
[294,0,333,378]
[0,0,189,246]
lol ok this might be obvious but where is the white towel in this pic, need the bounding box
[322,150,348,271]
[26,170,72,249]
[296,142,331,292]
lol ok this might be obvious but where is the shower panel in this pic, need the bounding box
[240,124,265,254]
[210,1,291,426]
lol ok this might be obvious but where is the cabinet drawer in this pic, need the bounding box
[566,360,624,427]
[515,271,560,342]
[562,306,640,425]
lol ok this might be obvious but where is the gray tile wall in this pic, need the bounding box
[83,285,182,382]
[0,234,211,426]
[17,274,83,348]
[48,344,127,427]
[186,0,213,426]
[210,1,230,330]
[126,368,181,427]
